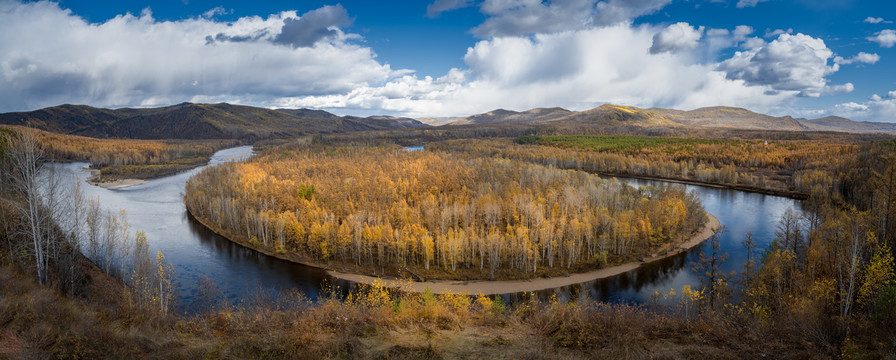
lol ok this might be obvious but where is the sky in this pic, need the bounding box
[0,0,895,122]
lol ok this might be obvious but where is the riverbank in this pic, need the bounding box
[589,171,809,200]
[328,213,720,295]
[83,167,147,188]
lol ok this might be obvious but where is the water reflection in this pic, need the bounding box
[512,178,804,305]
[53,148,803,311]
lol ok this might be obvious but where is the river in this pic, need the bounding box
[51,146,803,311]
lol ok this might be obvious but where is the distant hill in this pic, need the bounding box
[448,104,895,134]
[649,106,808,131]
[0,103,427,140]
[799,116,896,134]
[449,107,572,126]
[551,104,679,127]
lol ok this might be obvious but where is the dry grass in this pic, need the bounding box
[0,265,855,359]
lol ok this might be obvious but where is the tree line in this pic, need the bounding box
[184,145,707,280]
[0,128,174,314]
[1,125,237,181]
[430,137,857,199]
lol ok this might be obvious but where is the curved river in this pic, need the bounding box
[53,146,803,312]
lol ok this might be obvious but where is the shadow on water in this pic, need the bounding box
[183,210,352,309]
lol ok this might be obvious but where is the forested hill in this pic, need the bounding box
[450,104,896,134]
[0,103,428,140]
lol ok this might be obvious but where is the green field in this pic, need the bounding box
[517,134,736,155]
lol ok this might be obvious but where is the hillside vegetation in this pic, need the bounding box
[0,103,427,141]
[436,135,858,198]
[1,120,895,358]
[452,103,895,134]
[1,125,236,181]
[183,145,707,280]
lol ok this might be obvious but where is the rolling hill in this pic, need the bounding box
[448,104,895,134]
[799,116,896,134]
[448,107,572,125]
[0,103,427,140]
[648,106,809,131]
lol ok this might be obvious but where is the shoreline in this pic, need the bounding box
[590,171,808,200]
[83,167,148,189]
[327,213,721,295]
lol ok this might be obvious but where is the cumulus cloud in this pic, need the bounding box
[833,91,896,122]
[272,5,352,48]
[765,28,793,38]
[278,23,794,117]
[833,52,880,65]
[864,17,891,24]
[591,0,672,27]
[736,0,769,8]
[0,1,396,112]
[426,0,473,18]
[470,0,671,38]
[868,29,896,47]
[716,33,847,97]
[649,22,704,54]
[733,25,754,41]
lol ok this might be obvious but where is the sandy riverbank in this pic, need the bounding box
[328,213,721,295]
[83,167,147,189]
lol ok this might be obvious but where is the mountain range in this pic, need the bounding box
[448,104,896,134]
[0,103,426,140]
[1,102,894,140]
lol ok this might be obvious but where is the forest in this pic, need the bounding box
[184,145,707,280]
[1,123,895,358]
[432,135,858,199]
[0,125,238,182]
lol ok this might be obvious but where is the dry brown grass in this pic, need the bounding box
[0,264,865,359]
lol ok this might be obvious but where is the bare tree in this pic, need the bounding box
[3,129,54,283]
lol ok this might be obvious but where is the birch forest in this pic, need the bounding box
[184,145,707,279]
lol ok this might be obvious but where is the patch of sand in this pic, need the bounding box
[83,167,146,189]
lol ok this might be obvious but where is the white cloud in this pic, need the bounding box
[426,0,473,18]
[733,25,754,41]
[868,29,896,48]
[281,24,794,117]
[470,0,671,37]
[864,17,891,24]
[202,6,231,19]
[836,102,869,112]
[716,33,847,97]
[822,83,854,96]
[765,28,793,38]
[833,52,880,65]
[0,1,398,112]
[649,22,704,54]
[736,0,769,8]
[833,93,896,122]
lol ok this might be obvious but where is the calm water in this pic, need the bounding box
[52,147,803,311]
[52,147,349,312]
[533,177,804,304]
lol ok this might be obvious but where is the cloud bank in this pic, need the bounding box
[0,0,883,122]
[0,1,396,112]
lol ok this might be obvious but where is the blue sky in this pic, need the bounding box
[1,0,894,121]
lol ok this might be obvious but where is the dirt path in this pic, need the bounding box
[328,213,721,295]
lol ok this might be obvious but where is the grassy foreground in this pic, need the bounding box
[0,262,836,360]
